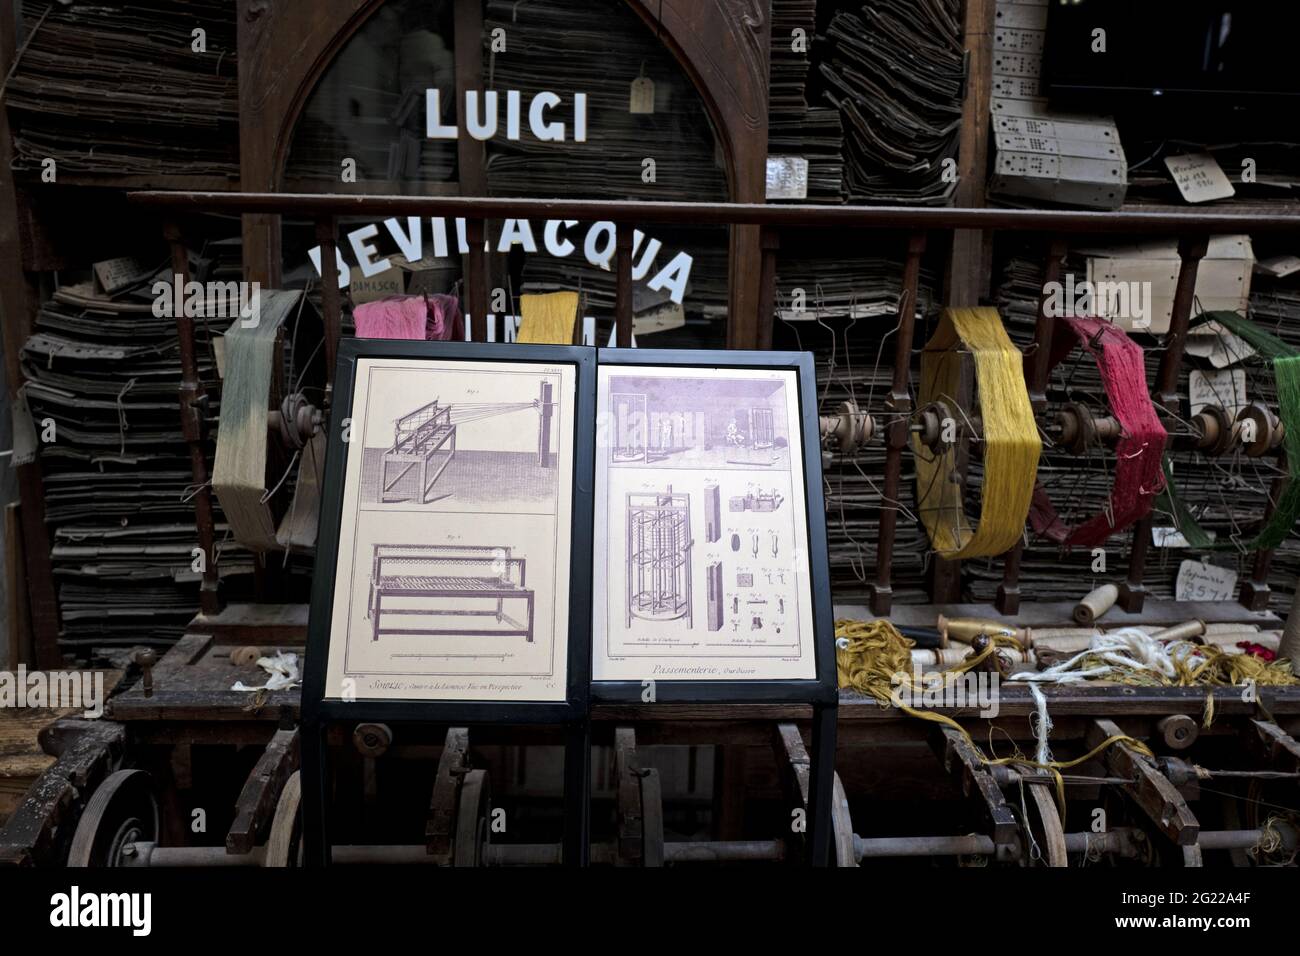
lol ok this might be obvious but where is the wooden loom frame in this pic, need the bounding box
[379,399,456,504]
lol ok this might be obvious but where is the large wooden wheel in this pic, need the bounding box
[68,770,159,867]
[264,770,303,867]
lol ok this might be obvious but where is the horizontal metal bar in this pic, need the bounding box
[855,834,998,859]
[135,840,785,866]
[127,191,1300,234]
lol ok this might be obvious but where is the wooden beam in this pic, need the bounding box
[0,0,60,666]
[946,0,996,304]
[936,726,1018,847]
[426,727,470,863]
[226,727,300,855]
[1089,718,1200,846]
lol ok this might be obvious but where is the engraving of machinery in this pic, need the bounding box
[626,486,693,627]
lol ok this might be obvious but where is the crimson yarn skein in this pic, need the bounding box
[1029,316,1167,549]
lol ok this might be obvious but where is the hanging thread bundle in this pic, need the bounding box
[1157,310,1300,552]
[516,291,581,344]
[1029,317,1167,548]
[213,290,313,552]
[914,307,1041,558]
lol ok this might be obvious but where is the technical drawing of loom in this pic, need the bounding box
[367,544,534,643]
[379,382,556,503]
[626,486,693,628]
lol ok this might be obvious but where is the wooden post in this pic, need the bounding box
[1120,234,1209,613]
[996,237,1066,614]
[756,228,780,350]
[1239,453,1286,610]
[165,221,222,616]
[871,231,927,616]
[538,381,553,466]
[615,225,633,348]
[314,218,342,404]
[465,219,488,342]
[454,0,489,343]
[945,0,996,305]
[0,0,60,666]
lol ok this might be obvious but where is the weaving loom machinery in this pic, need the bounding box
[814,235,1300,866]
[7,192,1300,869]
[36,724,839,868]
[378,387,556,504]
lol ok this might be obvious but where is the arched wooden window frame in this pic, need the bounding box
[235,0,770,347]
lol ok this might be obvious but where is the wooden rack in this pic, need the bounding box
[128,190,1300,627]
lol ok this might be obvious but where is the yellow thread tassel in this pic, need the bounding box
[914,307,1041,558]
[516,291,580,344]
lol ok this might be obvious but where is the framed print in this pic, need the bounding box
[591,349,834,702]
[305,339,594,717]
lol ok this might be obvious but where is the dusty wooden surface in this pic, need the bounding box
[109,633,301,722]
[0,670,121,826]
[189,603,309,645]
[0,718,125,865]
[835,599,1280,629]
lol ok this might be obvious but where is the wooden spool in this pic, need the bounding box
[353,723,393,758]
[937,614,1024,647]
[230,646,262,667]
[1073,584,1118,626]
[1157,715,1199,751]
[1148,620,1207,643]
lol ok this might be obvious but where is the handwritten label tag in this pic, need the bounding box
[630,76,655,114]
[1188,368,1247,416]
[1185,325,1256,369]
[93,257,151,295]
[766,156,809,200]
[1175,559,1237,602]
[349,267,405,305]
[1163,153,1235,203]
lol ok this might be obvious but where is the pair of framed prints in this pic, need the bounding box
[306,339,834,713]
[301,339,835,864]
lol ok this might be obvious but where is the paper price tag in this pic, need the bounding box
[1163,153,1235,204]
[630,75,655,114]
[766,156,809,200]
[1175,559,1237,602]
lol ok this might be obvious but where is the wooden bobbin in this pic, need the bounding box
[818,401,875,455]
[353,723,393,758]
[1022,626,1101,647]
[1029,632,1102,655]
[230,646,262,667]
[1157,715,1199,751]
[910,646,1036,668]
[936,614,1025,647]
[1073,584,1119,626]
[1205,630,1280,650]
[1148,620,1207,643]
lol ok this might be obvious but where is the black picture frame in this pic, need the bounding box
[590,348,838,866]
[301,338,596,866]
